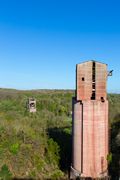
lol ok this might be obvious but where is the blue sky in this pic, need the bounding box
[0,0,120,92]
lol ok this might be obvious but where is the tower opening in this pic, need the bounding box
[91,61,96,100]
[82,77,85,81]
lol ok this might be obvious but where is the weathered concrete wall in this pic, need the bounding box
[72,98,82,171]
[76,61,92,101]
[72,60,109,179]
[96,62,107,100]
[72,100,108,178]
[76,61,107,101]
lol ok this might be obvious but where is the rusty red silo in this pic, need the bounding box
[71,60,110,179]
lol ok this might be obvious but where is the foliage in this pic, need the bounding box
[107,153,112,164]
[0,89,119,179]
[0,89,73,179]
[9,143,20,155]
[0,164,12,180]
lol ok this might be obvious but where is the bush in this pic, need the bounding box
[0,164,12,180]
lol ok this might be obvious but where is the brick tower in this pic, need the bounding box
[71,60,110,179]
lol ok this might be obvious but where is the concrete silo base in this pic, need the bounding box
[71,99,109,179]
[69,166,110,180]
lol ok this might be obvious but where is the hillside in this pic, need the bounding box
[0,89,119,179]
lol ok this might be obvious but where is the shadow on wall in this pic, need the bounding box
[109,114,120,179]
[48,127,72,172]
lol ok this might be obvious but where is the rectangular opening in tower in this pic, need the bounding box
[91,61,96,100]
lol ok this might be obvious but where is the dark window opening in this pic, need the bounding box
[91,91,95,100]
[82,77,85,81]
[30,103,35,108]
[91,61,96,100]
[93,61,95,67]
[93,75,95,82]
[101,97,105,102]
[92,83,95,89]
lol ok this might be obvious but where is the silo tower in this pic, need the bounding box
[71,60,111,179]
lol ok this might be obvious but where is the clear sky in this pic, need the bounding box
[0,0,120,92]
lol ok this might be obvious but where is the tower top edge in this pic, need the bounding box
[77,60,107,66]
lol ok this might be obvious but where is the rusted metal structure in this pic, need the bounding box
[71,60,111,179]
[27,98,36,113]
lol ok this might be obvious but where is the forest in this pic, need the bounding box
[0,89,119,179]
